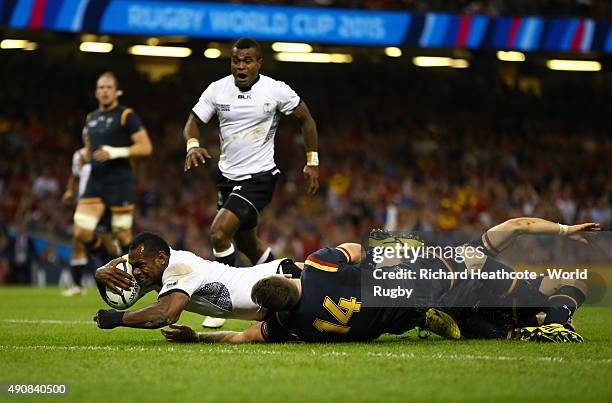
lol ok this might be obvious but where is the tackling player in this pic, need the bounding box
[181,37,319,327]
[93,232,303,330]
[159,217,595,344]
[72,72,152,264]
[160,243,450,343]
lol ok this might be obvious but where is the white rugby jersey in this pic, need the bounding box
[71,148,91,198]
[158,249,284,320]
[192,74,300,180]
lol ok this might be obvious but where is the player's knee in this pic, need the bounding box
[111,213,133,232]
[74,212,98,232]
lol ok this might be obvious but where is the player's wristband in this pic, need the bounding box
[558,224,569,236]
[96,309,125,329]
[186,138,200,152]
[306,151,319,166]
[102,145,130,159]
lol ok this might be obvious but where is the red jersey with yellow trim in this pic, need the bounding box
[261,247,425,342]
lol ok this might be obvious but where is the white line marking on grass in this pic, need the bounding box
[1,345,610,364]
[1,319,92,325]
[367,352,573,363]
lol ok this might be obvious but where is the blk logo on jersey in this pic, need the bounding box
[233,185,242,191]
[238,94,251,100]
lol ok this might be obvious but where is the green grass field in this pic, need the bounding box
[0,286,611,402]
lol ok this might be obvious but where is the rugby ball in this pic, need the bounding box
[104,258,141,310]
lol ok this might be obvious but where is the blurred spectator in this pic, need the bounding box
[7,222,37,284]
[0,50,610,262]
[0,225,10,284]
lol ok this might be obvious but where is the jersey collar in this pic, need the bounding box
[237,74,260,92]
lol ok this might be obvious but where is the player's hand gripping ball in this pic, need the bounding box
[104,258,141,310]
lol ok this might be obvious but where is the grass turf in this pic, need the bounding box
[0,286,611,402]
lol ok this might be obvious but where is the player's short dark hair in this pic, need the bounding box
[233,37,262,59]
[98,71,120,89]
[129,232,170,258]
[251,276,300,312]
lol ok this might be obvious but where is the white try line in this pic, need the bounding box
[0,344,610,365]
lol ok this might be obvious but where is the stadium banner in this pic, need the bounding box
[362,231,611,308]
[1,0,612,51]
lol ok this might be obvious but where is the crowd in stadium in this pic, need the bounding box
[1,51,609,281]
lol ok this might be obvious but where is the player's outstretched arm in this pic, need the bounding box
[484,217,600,254]
[183,113,211,172]
[161,322,266,343]
[95,292,189,330]
[292,102,319,195]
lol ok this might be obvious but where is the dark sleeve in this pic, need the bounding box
[465,232,500,257]
[304,247,350,272]
[123,109,145,135]
[261,313,298,343]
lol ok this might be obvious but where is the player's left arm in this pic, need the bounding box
[161,322,266,343]
[479,217,600,256]
[125,129,153,157]
[95,291,189,330]
[291,101,319,195]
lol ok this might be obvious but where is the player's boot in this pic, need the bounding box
[62,286,85,297]
[512,323,583,343]
[425,308,461,339]
[202,316,226,328]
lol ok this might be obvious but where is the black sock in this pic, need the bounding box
[71,264,86,287]
[215,252,236,266]
[256,247,275,264]
[213,245,236,266]
[264,250,275,263]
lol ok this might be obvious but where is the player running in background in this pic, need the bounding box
[182,37,319,328]
[72,72,152,264]
[93,232,303,330]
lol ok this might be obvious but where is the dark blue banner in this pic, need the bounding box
[99,0,410,45]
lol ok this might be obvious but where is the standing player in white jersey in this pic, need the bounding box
[61,147,92,296]
[182,38,319,328]
[93,232,303,330]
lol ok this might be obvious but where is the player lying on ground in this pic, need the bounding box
[437,217,599,342]
[93,232,302,330]
[160,217,595,344]
[160,242,458,343]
